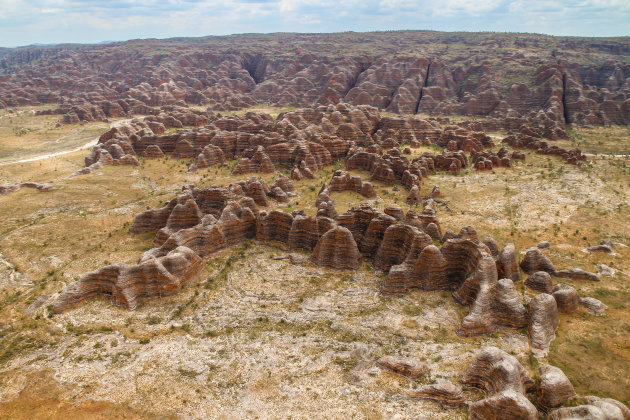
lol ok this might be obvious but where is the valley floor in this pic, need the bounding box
[0,108,629,418]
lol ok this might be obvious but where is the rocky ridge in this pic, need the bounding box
[2,32,629,131]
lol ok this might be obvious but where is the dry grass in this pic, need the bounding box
[0,106,108,164]
[0,371,153,420]
[559,125,630,156]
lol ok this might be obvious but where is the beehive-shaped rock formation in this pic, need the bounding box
[537,365,577,412]
[310,226,361,270]
[255,210,294,244]
[406,185,421,205]
[232,146,276,175]
[154,199,203,245]
[525,271,553,293]
[458,278,529,337]
[528,293,560,357]
[462,346,537,420]
[189,144,225,171]
[142,144,165,159]
[497,243,521,282]
[407,381,466,409]
[288,216,335,251]
[520,247,556,274]
[551,283,580,313]
[54,246,203,312]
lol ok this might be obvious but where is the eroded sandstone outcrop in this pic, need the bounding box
[0,182,54,195]
[580,297,608,316]
[496,243,521,282]
[525,271,554,293]
[552,283,580,314]
[54,246,203,311]
[555,268,600,282]
[520,247,556,275]
[458,278,529,337]
[462,346,537,420]
[376,356,428,379]
[407,381,466,409]
[537,365,577,412]
[528,293,559,357]
[310,226,362,270]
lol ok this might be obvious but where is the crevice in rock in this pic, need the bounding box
[242,54,266,84]
[415,59,432,114]
[342,60,372,97]
[561,72,570,125]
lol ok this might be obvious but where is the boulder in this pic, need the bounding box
[586,244,614,254]
[597,264,615,278]
[548,404,618,420]
[583,396,630,420]
[580,297,608,315]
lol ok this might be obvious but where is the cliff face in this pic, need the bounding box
[1,31,629,126]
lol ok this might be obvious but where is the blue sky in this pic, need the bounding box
[0,0,628,47]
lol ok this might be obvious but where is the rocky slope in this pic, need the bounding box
[1,32,629,128]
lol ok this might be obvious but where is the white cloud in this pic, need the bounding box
[431,0,504,16]
[582,0,630,9]
[0,0,628,46]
